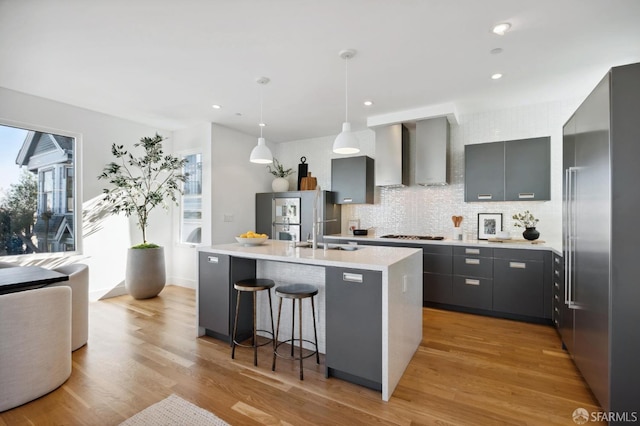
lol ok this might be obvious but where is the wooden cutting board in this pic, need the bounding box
[300,172,317,190]
[488,238,546,244]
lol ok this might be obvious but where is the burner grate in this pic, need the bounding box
[380,234,444,240]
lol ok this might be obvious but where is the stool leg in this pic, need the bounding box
[267,289,275,350]
[252,291,258,366]
[272,297,283,372]
[231,290,241,359]
[311,296,320,364]
[299,298,304,380]
[290,299,295,357]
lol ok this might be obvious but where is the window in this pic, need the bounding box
[0,122,79,257]
[180,153,202,244]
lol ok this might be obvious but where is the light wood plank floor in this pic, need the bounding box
[0,285,602,425]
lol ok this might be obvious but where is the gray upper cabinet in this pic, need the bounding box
[331,156,374,204]
[505,137,550,201]
[465,137,550,202]
[464,142,505,201]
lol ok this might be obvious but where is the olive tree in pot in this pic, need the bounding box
[99,134,187,299]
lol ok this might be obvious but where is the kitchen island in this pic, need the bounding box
[197,240,422,401]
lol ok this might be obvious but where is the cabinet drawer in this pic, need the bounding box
[453,246,493,258]
[453,255,493,278]
[422,244,453,255]
[424,253,453,274]
[493,248,544,262]
[493,258,543,317]
[424,273,452,304]
[451,276,493,310]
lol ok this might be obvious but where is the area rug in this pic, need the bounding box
[120,394,230,426]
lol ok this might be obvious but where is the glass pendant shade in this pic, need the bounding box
[333,122,360,154]
[249,137,273,164]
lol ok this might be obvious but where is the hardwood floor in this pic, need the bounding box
[0,285,602,425]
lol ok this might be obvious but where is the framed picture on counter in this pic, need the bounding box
[477,213,502,240]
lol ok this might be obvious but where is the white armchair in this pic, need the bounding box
[52,263,89,351]
[0,286,72,412]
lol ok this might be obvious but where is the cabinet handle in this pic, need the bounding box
[554,270,560,277]
[207,256,219,263]
[465,279,480,286]
[465,258,480,265]
[554,282,559,290]
[477,194,493,200]
[342,272,363,283]
[554,295,559,301]
[518,193,535,199]
[554,256,560,264]
[342,198,353,203]
[465,248,480,255]
[509,262,526,269]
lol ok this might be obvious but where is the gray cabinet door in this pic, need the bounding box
[331,156,374,204]
[451,276,493,310]
[255,193,273,237]
[326,267,382,388]
[198,252,231,336]
[493,257,544,317]
[505,137,551,201]
[464,142,504,201]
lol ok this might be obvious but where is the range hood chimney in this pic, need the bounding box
[415,117,449,186]
[374,124,409,187]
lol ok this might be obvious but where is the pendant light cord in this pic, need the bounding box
[344,55,349,123]
[259,83,264,138]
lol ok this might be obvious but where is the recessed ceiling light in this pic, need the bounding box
[363,100,374,106]
[492,22,511,35]
[491,73,503,80]
[259,122,267,127]
[212,104,222,109]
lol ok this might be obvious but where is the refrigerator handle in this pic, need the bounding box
[566,167,578,309]
[564,168,570,305]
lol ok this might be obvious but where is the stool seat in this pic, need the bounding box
[275,284,318,299]
[234,278,275,292]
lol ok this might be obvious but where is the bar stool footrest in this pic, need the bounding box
[233,330,274,349]
[274,338,318,361]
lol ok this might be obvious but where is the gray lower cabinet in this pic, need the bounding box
[493,249,545,318]
[198,252,254,342]
[331,156,374,204]
[452,246,493,310]
[325,267,382,390]
[423,245,453,304]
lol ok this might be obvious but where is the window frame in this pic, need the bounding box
[0,118,83,260]
[177,151,203,247]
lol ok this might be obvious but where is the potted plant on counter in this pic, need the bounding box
[513,210,540,241]
[99,133,187,299]
[267,158,294,192]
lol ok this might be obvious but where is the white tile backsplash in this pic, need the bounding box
[274,99,581,250]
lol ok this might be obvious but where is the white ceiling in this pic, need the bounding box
[1,0,640,143]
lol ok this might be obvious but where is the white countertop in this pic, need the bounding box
[323,234,562,255]
[199,240,422,271]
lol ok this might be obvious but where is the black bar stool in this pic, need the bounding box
[232,278,275,367]
[272,284,320,380]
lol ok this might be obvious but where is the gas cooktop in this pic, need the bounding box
[380,234,444,240]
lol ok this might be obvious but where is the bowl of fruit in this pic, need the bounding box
[235,231,269,246]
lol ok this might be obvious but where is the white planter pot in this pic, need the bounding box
[272,177,289,192]
[125,246,166,299]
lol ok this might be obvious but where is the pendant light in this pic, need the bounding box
[249,77,273,164]
[333,49,360,154]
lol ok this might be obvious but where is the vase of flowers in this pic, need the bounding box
[512,210,540,240]
[267,158,294,192]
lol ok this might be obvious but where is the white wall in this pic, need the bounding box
[0,87,175,299]
[169,123,273,288]
[274,99,581,250]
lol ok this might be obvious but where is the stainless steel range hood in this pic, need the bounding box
[374,124,409,187]
[415,117,449,186]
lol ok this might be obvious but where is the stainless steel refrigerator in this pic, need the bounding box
[255,190,341,243]
[562,62,640,415]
